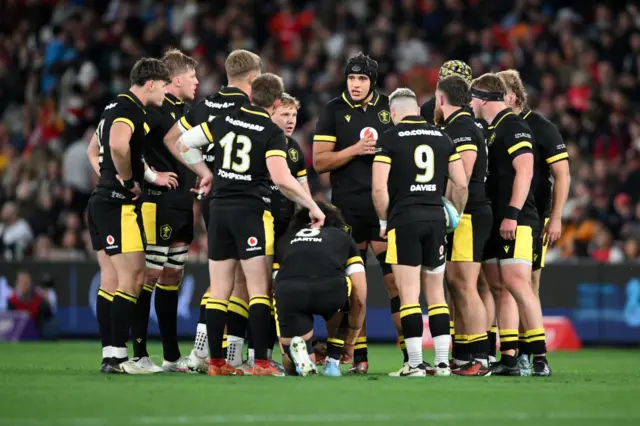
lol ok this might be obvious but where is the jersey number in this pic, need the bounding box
[296,228,321,238]
[96,118,105,164]
[414,145,435,183]
[219,131,252,173]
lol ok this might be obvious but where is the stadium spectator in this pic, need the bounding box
[7,270,57,339]
[1,0,640,263]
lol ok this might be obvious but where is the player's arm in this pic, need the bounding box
[173,122,214,179]
[447,145,468,214]
[312,105,374,173]
[507,131,534,212]
[372,143,391,229]
[295,147,311,196]
[87,131,100,176]
[344,243,367,347]
[543,124,571,244]
[163,101,206,163]
[109,117,136,180]
[445,128,478,199]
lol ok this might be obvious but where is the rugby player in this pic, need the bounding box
[470,73,551,376]
[163,50,260,372]
[173,73,325,376]
[498,70,569,376]
[420,60,496,361]
[273,202,367,377]
[86,58,170,374]
[435,75,492,375]
[313,52,395,374]
[372,88,468,376]
[126,49,199,373]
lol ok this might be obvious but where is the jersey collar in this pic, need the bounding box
[341,90,381,109]
[520,106,533,120]
[219,86,249,99]
[118,90,145,111]
[241,105,271,118]
[443,108,472,126]
[488,108,514,130]
[164,92,184,105]
[399,115,427,124]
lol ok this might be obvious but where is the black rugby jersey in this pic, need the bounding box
[374,115,461,227]
[420,98,489,132]
[520,108,568,219]
[96,90,148,201]
[313,91,393,209]
[270,137,307,223]
[273,226,363,282]
[196,105,287,205]
[178,86,250,171]
[486,108,538,225]
[144,93,193,209]
[442,109,489,212]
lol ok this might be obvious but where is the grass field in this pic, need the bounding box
[0,342,638,426]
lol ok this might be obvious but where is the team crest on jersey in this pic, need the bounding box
[288,148,298,162]
[378,110,391,124]
[488,133,496,147]
[160,224,172,240]
[342,224,352,235]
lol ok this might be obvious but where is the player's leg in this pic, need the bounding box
[526,218,549,376]
[315,278,351,377]
[478,268,497,363]
[157,236,191,372]
[108,203,148,374]
[387,224,427,377]
[226,265,249,368]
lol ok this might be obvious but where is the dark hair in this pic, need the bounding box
[130,58,170,86]
[436,75,471,107]
[250,73,284,108]
[290,201,347,232]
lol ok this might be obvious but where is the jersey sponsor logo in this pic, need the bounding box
[203,154,215,162]
[205,100,235,110]
[104,102,117,111]
[291,228,323,244]
[398,129,442,137]
[225,116,264,132]
[504,245,510,253]
[288,148,298,162]
[557,143,566,150]
[474,122,484,129]
[160,224,172,240]
[271,184,279,191]
[110,191,126,200]
[345,115,351,122]
[217,169,252,181]
[410,184,437,192]
[514,133,532,139]
[439,245,444,260]
[378,110,391,124]
[247,236,258,247]
[360,127,379,141]
[106,235,115,245]
[453,136,472,143]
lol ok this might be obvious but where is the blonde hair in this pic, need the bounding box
[470,73,507,94]
[280,93,300,110]
[161,48,197,78]
[497,70,528,107]
[225,50,262,81]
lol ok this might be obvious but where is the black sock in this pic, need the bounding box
[97,288,113,364]
[199,292,209,324]
[390,296,404,362]
[206,298,228,360]
[131,283,153,359]
[501,354,517,367]
[268,310,278,355]
[467,333,489,360]
[524,328,547,356]
[450,321,457,359]
[454,335,472,362]
[354,336,368,363]
[246,322,254,351]
[427,305,451,339]
[488,326,497,358]
[400,304,423,367]
[326,337,344,360]
[155,282,180,362]
[227,296,249,342]
[249,296,272,361]
[499,328,519,353]
[399,335,409,363]
[518,332,529,358]
[111,290,138,363]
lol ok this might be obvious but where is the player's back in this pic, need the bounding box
[96,91,147,199]
[375,116,459,226]
[207,105,287,205]
[144,93,192,207]
[275,226,359,282]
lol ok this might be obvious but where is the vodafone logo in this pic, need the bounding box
[439,245,444,255]
[247,237,258,247]
[360,127,379,141]
[106,235,115,245]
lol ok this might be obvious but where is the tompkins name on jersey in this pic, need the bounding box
[398,129,443,137]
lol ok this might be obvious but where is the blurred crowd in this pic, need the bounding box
[1,0,640,264]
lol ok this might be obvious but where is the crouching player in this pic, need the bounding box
[273,202,367,376]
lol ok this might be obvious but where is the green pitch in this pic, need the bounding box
[0,342,638,426]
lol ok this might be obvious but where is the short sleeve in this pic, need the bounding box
[291,141,307,178]
[265,129,287,159]
[179,99,210,131]
[345,235,365,276]
[313,104,337,143]
[373,131,392,164]
[145,106,173,136]
[503,122,534,159]
[447,125,479,154]
[538,121,568,165]
[420,98,436,124]
[111,102,139,134]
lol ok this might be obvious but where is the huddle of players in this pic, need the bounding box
[86,44,568,377]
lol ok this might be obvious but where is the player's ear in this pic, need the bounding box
[272,99,282,110]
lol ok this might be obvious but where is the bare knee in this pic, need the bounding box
[161,267,183,285]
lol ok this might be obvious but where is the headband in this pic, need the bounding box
[470,88,504,102]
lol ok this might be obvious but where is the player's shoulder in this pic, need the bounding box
[324,95,348,110]
[229,105,282,135]
[525,110,559,134]
[286,136,302,151]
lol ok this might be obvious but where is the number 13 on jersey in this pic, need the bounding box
[219,131,252,173]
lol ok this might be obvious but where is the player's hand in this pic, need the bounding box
[543,217,562,246]
[116,174,142,201]
[341,343,354,363]
[379,220,387,240]
[191,173,213,199]
[309,206,326,228]
[353,133,377,156]
[152,168,179,189]
[500,218,517,240]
